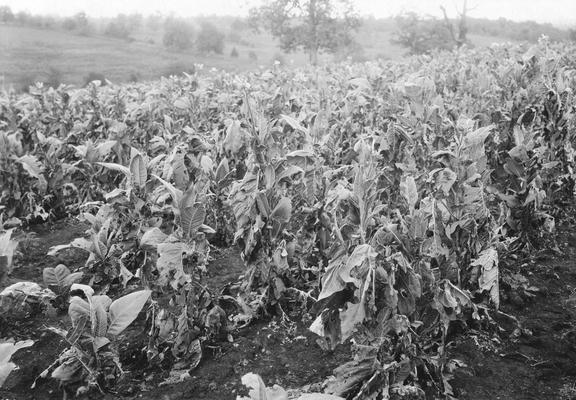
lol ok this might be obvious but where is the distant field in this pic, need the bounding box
[0,24,511,91]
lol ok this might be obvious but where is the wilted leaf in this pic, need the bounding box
[153,174,183,206]
[108,290,151,336]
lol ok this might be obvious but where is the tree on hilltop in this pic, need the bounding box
[249,0,360,65]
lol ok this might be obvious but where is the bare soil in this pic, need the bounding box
[1,219,576,399]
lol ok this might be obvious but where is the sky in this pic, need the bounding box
[1,0,575,26]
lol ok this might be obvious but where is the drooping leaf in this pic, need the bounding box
[96,162,131,179]
[153,174,183,207]
[107,290,151,336]
[70,283,94,298]
[47,237,94,256]
[69,296,90,328]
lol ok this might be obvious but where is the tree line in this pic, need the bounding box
[1,1,574,62]
[0,6,226,54]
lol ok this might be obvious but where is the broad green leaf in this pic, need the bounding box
[270,197,291,223]
[91,295,110,337]
[140,227,168,251]
[180,186,198,210]
[63,272,84,287]
[51,352,82,382]
[0,230,17,273]
[433,168,457,196]
[174,97,191,110]
[47,238,94,256]
[107,290,151,336]
[463,125,493,160]
[171,150,189,189]
[181,203,206,237]
[70,283,94,298]
[400,175,418,212]
[16,154,44,180]
[130,153,147,189]
[94,336,111,350]
[280,114,309,134]
[43,264,71,288]
[223,120,248,155]
[69,296,90,327]
[200,155,213,175]
[215,157,230,182]
[0,340,34,388]
[239,373,269,400]
[157,242,186,288]
[0,340,34,365]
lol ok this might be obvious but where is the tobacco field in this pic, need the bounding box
[2,38,576,400]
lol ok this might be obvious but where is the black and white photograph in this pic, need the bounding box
[1,1,576,399]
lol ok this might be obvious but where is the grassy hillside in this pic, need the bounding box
[0,23,511,92]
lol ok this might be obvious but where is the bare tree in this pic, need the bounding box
[440,0,473,47]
